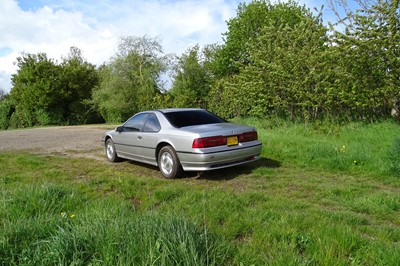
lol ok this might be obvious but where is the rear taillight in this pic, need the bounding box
[192,136,227,148]
[192,131,257,148]
[239,131,258,142]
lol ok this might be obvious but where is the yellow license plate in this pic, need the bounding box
[227,136,238,146]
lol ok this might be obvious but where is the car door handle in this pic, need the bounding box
[137,136,142,140]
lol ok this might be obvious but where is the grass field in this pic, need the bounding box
[1,119,399,265]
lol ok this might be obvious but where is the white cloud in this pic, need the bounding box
[0,0,248,92]
[0,0,333,93]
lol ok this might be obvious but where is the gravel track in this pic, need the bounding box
[0,125,115,159]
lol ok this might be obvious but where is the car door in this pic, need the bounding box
[114,113,148,160]
[138,113,162,164]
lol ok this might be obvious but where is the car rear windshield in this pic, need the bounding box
[163,110,225,128]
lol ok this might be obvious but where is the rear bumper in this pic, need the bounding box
[177,143,262,171]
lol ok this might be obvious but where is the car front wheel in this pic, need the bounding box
[105,138,120,162]
[158,146,182,179]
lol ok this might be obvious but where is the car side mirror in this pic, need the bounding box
[115,126,123,132]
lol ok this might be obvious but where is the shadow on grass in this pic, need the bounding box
[119,157,281,181]
[194,158,281,181]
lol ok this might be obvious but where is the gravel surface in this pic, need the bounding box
[0,125,116,159]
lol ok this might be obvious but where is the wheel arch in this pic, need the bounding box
[104,135,112,147]
[156,142,174,164]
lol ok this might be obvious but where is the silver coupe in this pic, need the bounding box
[101,108,262,178]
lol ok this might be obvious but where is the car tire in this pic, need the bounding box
[105,138,120,162]
[158,146,183,179]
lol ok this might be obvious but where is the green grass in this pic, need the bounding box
[1,182,233,265]
[1,119,400,265]
[237,118,400,180]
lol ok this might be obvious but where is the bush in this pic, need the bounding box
[35,109,53,126]
[36,109,66,126]
[8,108,36,128]
[0,96,14,129]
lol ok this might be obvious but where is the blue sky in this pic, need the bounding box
[0,0,346,93]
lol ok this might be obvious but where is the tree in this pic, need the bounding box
[243,9,329,120]
[10,53,62,127]
[214,0,311,78]
[9,48,100,127]
[92,36,170,123]
[209,1,329,120]
[60,47,101,124]
[329,0,400,119]
[170,44,216,108]
[0,94,14,129]
[0,89,6,100]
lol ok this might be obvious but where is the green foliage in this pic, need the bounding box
[10,53,61,126]
[210,1,328,120]
[170,44,215,108]
[0,95,14,129]
[8,48,101,128]
[8,106,35,128]
[0,89,5,98]
[92,36,170,123]
[251,10,328,120]
[208,77,242,119]
[60,47,102,124]
[215,0,309,77]
[328,0,400,120]
[34,109,63,126]
[209,0,400,122]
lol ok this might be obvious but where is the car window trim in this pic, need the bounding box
[142,114,161,133]
[122,113,149,132]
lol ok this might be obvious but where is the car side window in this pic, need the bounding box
[143,114,161,132]
[122,113,148,132]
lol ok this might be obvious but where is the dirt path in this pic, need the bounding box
[0,125,116,159]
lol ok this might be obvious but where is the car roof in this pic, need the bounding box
[156,108,204,113]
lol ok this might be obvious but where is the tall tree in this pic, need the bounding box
[92,36,169,122]
[214,0,310,78]
[242,8,329,120]
[60,47,100,124]
[10,48,100,127]
[0,89,6,100]
[0,94,13,129]
[209,1,328,119]
[170,44,216,108]
[330,0,400,119]
[10,53,62,126]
